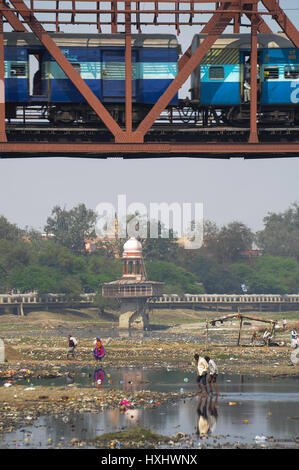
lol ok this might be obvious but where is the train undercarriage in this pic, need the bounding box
[5,101,299,129]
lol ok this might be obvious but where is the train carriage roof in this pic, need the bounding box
[4,32,178,48]
[191,33,295,53]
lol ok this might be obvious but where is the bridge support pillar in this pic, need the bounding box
[119,298,149,330]
[17,303,24,316]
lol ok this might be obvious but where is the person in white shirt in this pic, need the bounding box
[194,353,209,395]
[205,356,219,395]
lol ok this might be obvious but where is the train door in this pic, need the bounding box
[101,50,136,101]
[240,51,261,103]
[28,50,45,99]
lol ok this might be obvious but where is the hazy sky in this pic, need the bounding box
[0,1,298,234]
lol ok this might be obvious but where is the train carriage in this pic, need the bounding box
[4,32,179,124]
[190,33,299,125]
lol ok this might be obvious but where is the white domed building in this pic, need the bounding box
[102,237,163,330]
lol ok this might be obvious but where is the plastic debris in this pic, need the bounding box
[255,435,266,441]
[229,402,236,406]
[183,378,189,383]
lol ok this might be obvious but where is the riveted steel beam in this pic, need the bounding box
[262,0,299,48]
[0,142,299,158]
[0,15,6,142]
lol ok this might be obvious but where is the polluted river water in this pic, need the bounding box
[1,368,299,449]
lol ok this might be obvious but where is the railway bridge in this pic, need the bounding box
[0,293,96,316]
[1,292,299,316]
[148,293,299,313]
[0,1,298,159]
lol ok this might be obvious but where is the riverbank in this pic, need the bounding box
[0,309,299,448]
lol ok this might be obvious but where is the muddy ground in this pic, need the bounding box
[0,308,299,448]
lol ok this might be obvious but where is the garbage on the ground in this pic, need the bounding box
[255,435,266,441]
[229,402,236,406]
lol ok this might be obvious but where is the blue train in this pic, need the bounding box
[190,33,299,124]
[3,32,299,125]
[4,32,179,124]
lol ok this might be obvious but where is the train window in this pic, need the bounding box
[71,63,81,74]
[209,66,225,80]
[263,66,279,80]
[10,63,26,77]
[284,65,299,79]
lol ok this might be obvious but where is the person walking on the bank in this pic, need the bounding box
[67,334,78,359]
[194,353,209,395]
[205,356,219,395]
[291,328,298,349]
[251,328,257,344]
[263,328,271,347]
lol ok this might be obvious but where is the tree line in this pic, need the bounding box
[0,201,298,301]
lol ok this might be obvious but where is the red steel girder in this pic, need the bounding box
[179,1,272,71]
[262,0,299,49]
[0,14,6,142]
[0,0,298,155]
[0,142,299,157]
[249,4,259,143]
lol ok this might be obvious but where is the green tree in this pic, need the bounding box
[230,256,299,294]
[0,215,22,241]
[257,202,299,260]
[37,240,86,274]
[7,265,63,293]
[146,260,203,295]
[184,254,240,293]
[206,221,254,263]
[44,204,97,255]
[59,276,82,301]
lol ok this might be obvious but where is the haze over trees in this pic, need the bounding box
[0,201,298,299]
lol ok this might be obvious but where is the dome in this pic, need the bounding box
[123,237,142,253]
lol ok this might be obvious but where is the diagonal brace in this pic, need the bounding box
[134,11,234,140]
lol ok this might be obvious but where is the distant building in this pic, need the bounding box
[102,237,164,329]
[240,249,263,259]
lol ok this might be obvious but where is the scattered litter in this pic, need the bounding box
[4,383,12,387]
[255,435,266,441]
[229,402,236,406]
[183,378,189,383]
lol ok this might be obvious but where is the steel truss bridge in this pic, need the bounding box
[0,0,299,159]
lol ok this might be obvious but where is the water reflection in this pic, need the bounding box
[2,371,299,449]
[196,396,218,439]
[94,368,106,389]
